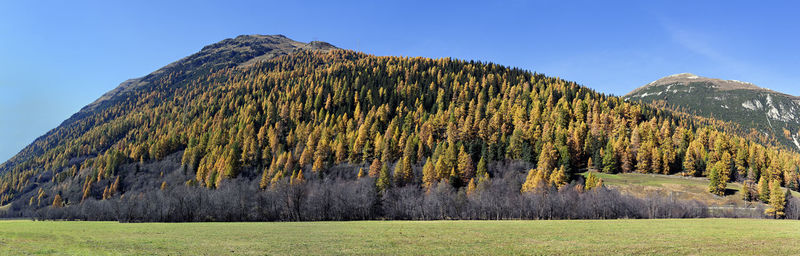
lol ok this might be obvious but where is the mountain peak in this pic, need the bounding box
[80,34,337,118]
[625,73,800,150]
[628,73,766,98]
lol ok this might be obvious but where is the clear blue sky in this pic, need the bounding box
[1,0,799,163]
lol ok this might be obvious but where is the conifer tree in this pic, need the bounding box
[357,168,365,179]
[295,169,306,184]
[708,162,726,196]
[585,172,600,190]
[457,146,475,183]
[376,163,392,193]
[601,140,618,173]
[550,165,568,188]
[394,156,414,186]
[476,155,488,178]
[422,157,436,189]
[683,149,697,176]
[765,180,786,218]
[368,158,382,178]
[52,194,64,208]
[466,178,477,195]
[521,168,540,193]
[758,175,771,203]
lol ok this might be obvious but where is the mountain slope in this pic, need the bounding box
[1,36,798,220]
[625,73,800,150]
[1,35,336,175]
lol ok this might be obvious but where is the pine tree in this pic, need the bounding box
[294,169,306,184]
[765,180,786,218]
[422,157,436,189]
[368,158,382,178]
[537,142,558,172]
[758,175,770,203]
[520,169,538,193]
[549,165,567,189]
[435,156,449,181]
[466,178,477,196]
[601,140,618,173]
[636,142,652,173]
[52,194,63,208]
[457,146,475,183]
[720,152,733,183]
[476,155,488,178]
[376,163,392,193]
[585,172,600,190]
[357,168,365,179]
[708,162,726,196]
[683,150,697,176]
[621,144,634,173]
[393,156,414,186]
[259,166,271,189]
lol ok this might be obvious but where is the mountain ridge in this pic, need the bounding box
[626,73,797,98]
[1,35,336,171]
[625,73,800,151]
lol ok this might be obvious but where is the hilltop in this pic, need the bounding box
[626,73,800,150]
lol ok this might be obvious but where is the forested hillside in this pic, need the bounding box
[626,73,800,151]
[2,35,799,220]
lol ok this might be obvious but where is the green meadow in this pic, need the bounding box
[1,219,798,255]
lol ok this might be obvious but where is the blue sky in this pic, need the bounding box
[1,0,799,162]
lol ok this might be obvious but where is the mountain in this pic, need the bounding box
[625,73,800,150]
[1,36,798,221]
[78,35,336,123]
[2,35,336,173]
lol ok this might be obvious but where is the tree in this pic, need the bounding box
[683,150,697,176]
[521,168,548,193]
[393,156,414,186]
[457,146,475,183]
[294,169,306,185]
[476,156,488,177]
[765,180,786,218]
[376,163,392,193]
[357,168,365,179]
[719,152,733,183]
[601,140,618,173]
[585,172,601,190]
[741,180,756,201]
[368,159,382,178]
[758,175,770,203]
[422,157,436,189]
[708,161,726,196]
[549,165,567,188]
[466,178,477,195]
[537,142,557,171]
[636,142,652,173]
[52,194,64,208]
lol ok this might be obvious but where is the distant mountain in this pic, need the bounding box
[625,73,800,150]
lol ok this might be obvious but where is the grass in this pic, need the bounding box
[0,219,799,255]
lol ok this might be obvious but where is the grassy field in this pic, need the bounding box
[1,219,799,255]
